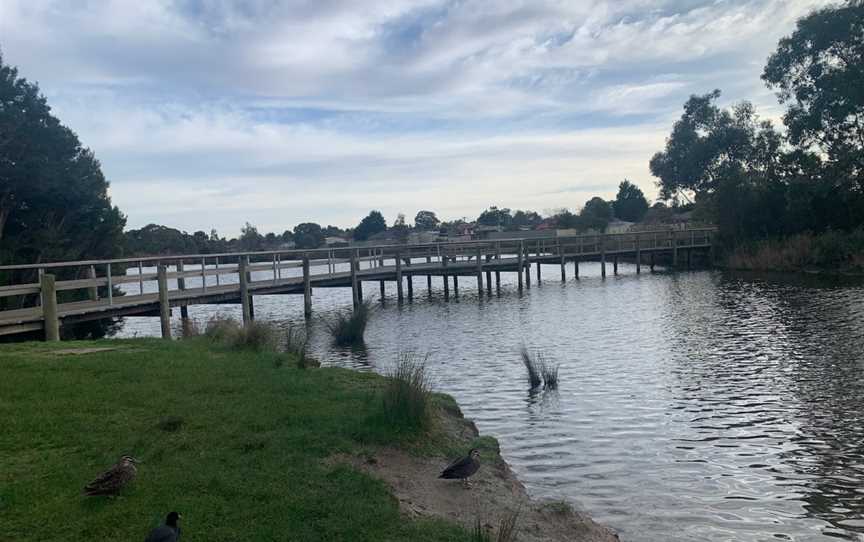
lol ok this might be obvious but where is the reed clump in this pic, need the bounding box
[285,324,319,368]
[520,346,560,390]
[204,316,279,352]
[326,300,373,346]
[382,352,431,429]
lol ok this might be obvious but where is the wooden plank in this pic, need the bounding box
[0,284,41,298]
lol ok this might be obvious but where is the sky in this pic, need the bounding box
[0,0,828,236]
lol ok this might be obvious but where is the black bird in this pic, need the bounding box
[83,455,139,496]
[439,448,481,488]
[145,512,182,542]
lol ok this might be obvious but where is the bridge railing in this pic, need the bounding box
[0,228,717,316]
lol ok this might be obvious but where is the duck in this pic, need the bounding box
[83,455,139,496]
[439,448,481,488]
[145,512,182,542]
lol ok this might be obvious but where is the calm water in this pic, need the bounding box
[117,263,864,542]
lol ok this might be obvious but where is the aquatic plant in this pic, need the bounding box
[519,345,542,388]
[520,346,559,390]
[326,300,373,346]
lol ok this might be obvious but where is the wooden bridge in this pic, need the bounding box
[0,228,716,341]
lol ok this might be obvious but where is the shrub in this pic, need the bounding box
[382,353,431,429]
[326,300,373,346]
[204,316,279,352]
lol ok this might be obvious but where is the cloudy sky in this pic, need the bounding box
[0,0,826,236]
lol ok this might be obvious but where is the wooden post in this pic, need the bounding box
[453,274,459,298]
[395,252,404,303]
[517,242,524,291]
[524,244,531,289]
[650,252,656,272]
[635,235,641,275]
[106,263,113,305]
[380,280,386,301]
[177,260,189,320]
[426,256,432,294]
[613,255,618,275]
[239,257,251,324]
[475,247,483,294]
[574,256,580,279]
[157,265,171,339]
[41,273,60,342]
[536,260,541,283]
[87,265,98,301]
[560,251,566,281]
[406,257,414,300]
[485,268,492,295]
[302,256,312,319]
[443,256,450,301]
[601,234,607,278]
[671,230,678,268]
[357,280,363,302]
[350,250,359,309]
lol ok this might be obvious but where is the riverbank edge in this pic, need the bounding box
[0,338,618,541]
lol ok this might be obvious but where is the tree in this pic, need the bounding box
[353,210,386,241]
[293,223,324,249]
[414,210,440,231]
[476,206,512,228]
[613,180,649,222]
[392,213,410,241]
[511,210,542,230]
[551,209,580,229]
[580,197,613,232]
[763,1,864,192]
[238,222,263,251]
[281,229,295,244]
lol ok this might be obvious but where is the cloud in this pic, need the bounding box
[0,0,826,234]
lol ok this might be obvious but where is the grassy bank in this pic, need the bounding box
[0,338,488,541]
[725,229,864,273]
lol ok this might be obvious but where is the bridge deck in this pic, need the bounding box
[0,230,715,338]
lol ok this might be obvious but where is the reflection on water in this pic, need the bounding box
[117,264,864,541]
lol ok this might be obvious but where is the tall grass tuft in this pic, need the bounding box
[520,346,560,389]
[382,352,431,429]
[285,325,319,368]
[326,300,373,346]
[472,507,521,542]
[204,316,279,352]
[520,345,542,388]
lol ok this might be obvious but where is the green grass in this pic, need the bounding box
[0,338,479,541]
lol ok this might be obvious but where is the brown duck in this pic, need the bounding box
[83,455,139,496]
[439,448,481,488]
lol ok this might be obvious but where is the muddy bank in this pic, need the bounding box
[338,401,619,542]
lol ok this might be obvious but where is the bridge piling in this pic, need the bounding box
[453,274,459,298]
[350,250,359,309]
[574,256,580,279]
[239,257,252,325]
[379,280,385,302]
[613,255,618,275]
[476,247,483,295]
[426,256,433,295]
[517,243,524,291]
[177,260,189,320]
[395,253,404,303]
[157,265,171,339]
[302,256,312,319]
[601,235,607,279]
[443,256,450,301]
[87,265,98,301]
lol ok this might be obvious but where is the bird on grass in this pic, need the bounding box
[145,512,182,542]
[439,448,481,488]
[83,455,140,496]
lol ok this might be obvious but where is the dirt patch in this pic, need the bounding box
[335,406,619,541]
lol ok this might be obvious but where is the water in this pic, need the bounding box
[117,263,864,542]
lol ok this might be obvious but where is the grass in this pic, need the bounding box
[382,353,432,430]
[471,506,520,542]
[203,317,280,352]
[326,300,373,346]
[0,338,482,541]
[726,229,864,272]
[520,346,559,389]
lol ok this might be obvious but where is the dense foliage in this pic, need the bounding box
[651,1,864,249]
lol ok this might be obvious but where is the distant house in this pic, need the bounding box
[606,220,635,234]
[474,225,503,239]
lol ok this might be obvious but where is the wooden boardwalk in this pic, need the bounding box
[0,228,715,340]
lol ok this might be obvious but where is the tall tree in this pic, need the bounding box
[414,210,440,231]
[510,210,542,230]
[0,53,126,266]
[353,210,386,241]
[763,1,864,192]
[238,222,263,251]
[293,222,324,249]
[612,180,649,222]
[580,197,613,232]
[476,206,512,228]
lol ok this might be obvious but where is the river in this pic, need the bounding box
[117,262,864,541]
